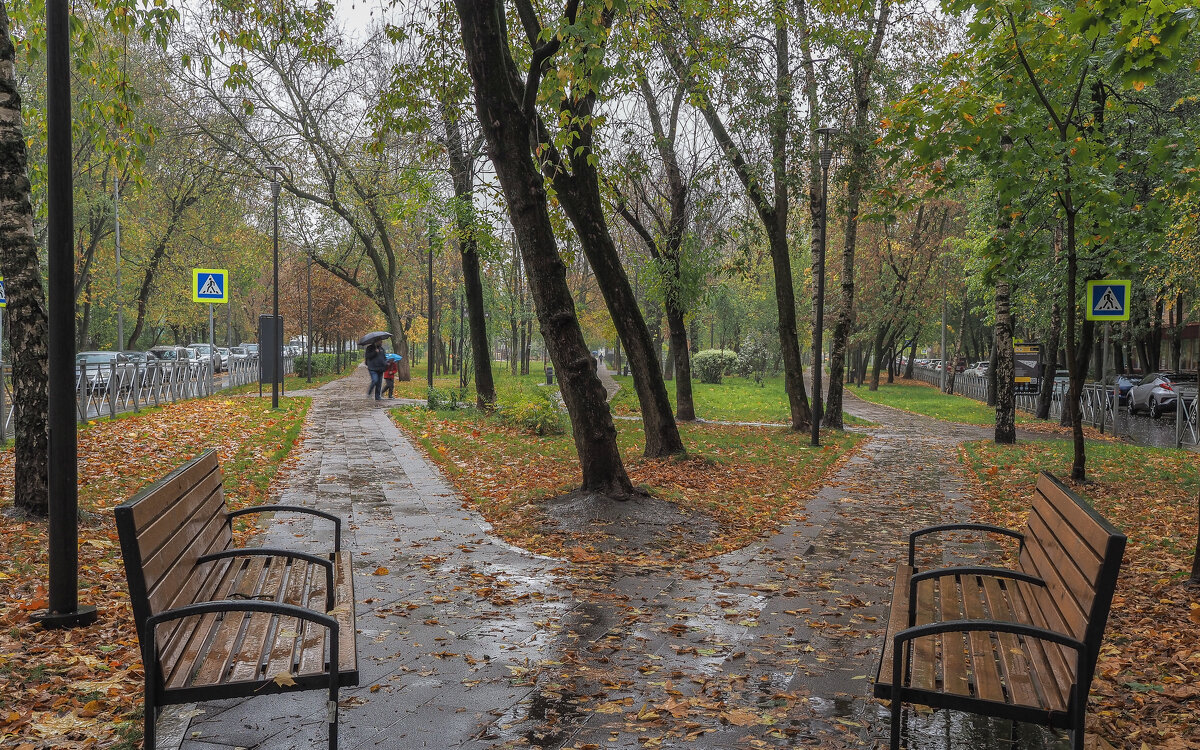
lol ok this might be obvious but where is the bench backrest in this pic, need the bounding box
[1018,472,1126,686]
[114,450,232,639]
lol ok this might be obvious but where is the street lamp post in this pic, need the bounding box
[268,166,284,408]
[811,127,842,447]
[35,0,96,628]
[306,251,313,383]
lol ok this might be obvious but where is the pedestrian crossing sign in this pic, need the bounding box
[192,269,228,303]
[1085,280,1130,321]
[0,276,6,308]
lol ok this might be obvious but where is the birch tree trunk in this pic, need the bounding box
[0,3,48,515]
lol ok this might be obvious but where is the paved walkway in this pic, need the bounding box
[168,373,1062,749]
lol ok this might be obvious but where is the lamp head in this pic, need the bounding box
[267,165,285,199]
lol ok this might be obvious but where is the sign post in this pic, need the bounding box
[193,269,229,394]
[0,276,5,444]
[1085,281,1130,435]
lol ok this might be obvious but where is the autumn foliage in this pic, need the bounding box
[0,396,309,748]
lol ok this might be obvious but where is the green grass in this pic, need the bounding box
[388,361,551,401]
[610,373,872,426]
[850,382,1036,426]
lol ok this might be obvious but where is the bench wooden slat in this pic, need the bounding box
[908,578,937,692]
[158,561,239,686]
[938,576,970,696]
[298,560,329,676]
[978,576,1042,709]
[264,557,311,677]
[334,553,357,676]
[128,454,220,528]
[1034,474,1110,555]
[187,557,267,688]
[875,564,912,691]
[226,556,291,684]
[1022,530,1089,639]
[1024,509,1096,630]
[958,575,1005,703]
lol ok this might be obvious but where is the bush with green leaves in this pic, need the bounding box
[427,387,469,411]
[735,336,771,384]
[292,353,358,376]
[692,349,738,384]
[494,387,565,435]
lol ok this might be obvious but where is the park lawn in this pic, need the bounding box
[390,405,862,564]
[387,361,550,401]
[960,439,1200,749]
[609,372,873,426]
[0,396,310,750]
[850,380,1042,426]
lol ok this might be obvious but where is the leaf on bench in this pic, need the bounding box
[272,672,297,688]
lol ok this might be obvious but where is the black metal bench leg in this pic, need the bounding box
[890,645,903,750]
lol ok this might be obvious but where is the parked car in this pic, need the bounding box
[239,343,260,358]
[962,361,990,378]
[217,347,231,364]
[1129,371,1198,419]
[76,351,131,393]
[1101,373,1139,407]
[147,346,195,376]
[188,343,223,372]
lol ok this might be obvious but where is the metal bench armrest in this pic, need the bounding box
[227,505,343,552]
[197,548,336,610]
[906,566,1045,626]
[891,619,1087,719]
[908,523,1024,566]
[144,601,339,697]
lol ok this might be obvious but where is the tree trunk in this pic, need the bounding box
[1037,298,1061,419]
[904,336,918,379]
[945,291,969,394]
[454,0,632,496]
[550,138,684,456]
[868,323,889,391]
[994,277,1016,444]
[0,4,48,515]
[1063,208,1086,481]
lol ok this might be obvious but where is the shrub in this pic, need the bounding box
[495,387,565,435]
[293,352,358,377]
[692,349,737,384]
[427,387,469,411]
[735,336,771,384]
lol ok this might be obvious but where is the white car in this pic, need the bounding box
[962,362,990,378]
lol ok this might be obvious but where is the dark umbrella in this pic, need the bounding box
[359,331,392,346]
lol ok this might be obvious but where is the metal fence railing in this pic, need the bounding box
[907,364,1198,449]
[0,355,298,440]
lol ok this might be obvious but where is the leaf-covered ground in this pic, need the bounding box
[0,396,310,749]
[960,439,1200,749]
[390,407,863,564]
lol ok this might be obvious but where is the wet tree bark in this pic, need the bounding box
[442,110,495,410]
[994,277,1016,443]
[454,0,633,496]
[0,4,48,515]
[1036,298,1061,419]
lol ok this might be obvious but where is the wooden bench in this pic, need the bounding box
[115,450,357,750]
[874,472,1125,750]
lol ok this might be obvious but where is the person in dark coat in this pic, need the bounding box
[364,342,386,400]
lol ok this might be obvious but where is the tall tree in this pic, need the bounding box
[519,0,684,457]
[0,1,48,515]
[454,0,634,497]
[658,0,812,430]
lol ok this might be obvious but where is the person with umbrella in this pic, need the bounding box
[382,353,402,399]
[360,331,391,400]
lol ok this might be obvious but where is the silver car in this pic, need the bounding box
[76,351,131,393]
[1129,372,1197,419]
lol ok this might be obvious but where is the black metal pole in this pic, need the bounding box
[427,224,435,390]
[36,0,96,628]
[306,252,312,383]
[271,171,281,408]
[811,151,831,447]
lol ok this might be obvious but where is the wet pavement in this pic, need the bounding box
[166,375,1070,750]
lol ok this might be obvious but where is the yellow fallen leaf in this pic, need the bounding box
[373,567,389,576]
[272,672,297,687]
